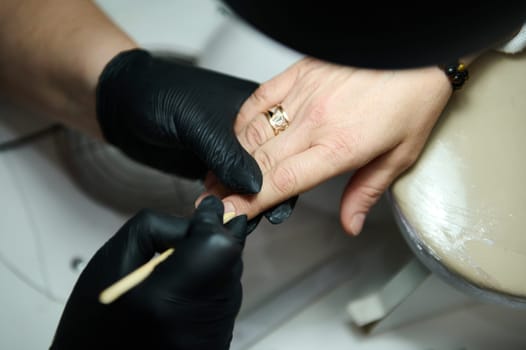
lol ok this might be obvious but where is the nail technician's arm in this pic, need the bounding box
[50,196,248,350]
[0,0,135,137]
[0,0,263,194]
[203,56,482,235]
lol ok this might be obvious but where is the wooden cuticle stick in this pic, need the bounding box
[99,212,237,304]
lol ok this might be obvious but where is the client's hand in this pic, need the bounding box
[201,57,453,235]
[50,195,248,350]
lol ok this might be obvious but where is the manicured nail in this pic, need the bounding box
[350,213,366,236]
[223,212,236,223]
[223,201,236,217]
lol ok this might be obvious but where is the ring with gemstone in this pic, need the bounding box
[264,104,290,136]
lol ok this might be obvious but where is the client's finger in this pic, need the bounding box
[234,63,300,134]
[339,149,416,236]
[221,145,353,219]
[195,182,232,209]
[202,126,310,212]
[237,95,303,155]
[237,111,279,155]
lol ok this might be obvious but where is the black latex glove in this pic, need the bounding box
[96,48,261,194]
[96,48,296,227]
[50,196,248,350]
[247,195,299,233]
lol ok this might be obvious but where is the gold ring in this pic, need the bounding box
[264,104,290,136]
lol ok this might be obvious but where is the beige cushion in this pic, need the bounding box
[391,49,526,300]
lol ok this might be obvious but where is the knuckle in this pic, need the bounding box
[253,148,276,173]
[304,97,330,128]
[230,196,263,220]
[236,108,250,126]
[270,165,297,196]
[393,146,420,170]
[399,153,419,170]
[356,184,384,209]
[251,84,272,105]
[299,57,323,72]
[317,132,358,168]
[316,144,343,171]
[243,118,269,150]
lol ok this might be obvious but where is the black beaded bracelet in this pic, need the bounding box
[441,61,469,90]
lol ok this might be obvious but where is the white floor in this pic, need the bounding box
[247,282,526,350]
[1,1,526,349]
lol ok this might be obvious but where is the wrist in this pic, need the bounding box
[438,50,483,91]
[73,40,138,139]
[95,49,151,145]
[0,0,138,139]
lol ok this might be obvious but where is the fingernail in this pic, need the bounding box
[223,201,236,216]
[223,212,236,223]
[350,213,366,236]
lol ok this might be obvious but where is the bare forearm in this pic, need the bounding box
[0,0,137,137]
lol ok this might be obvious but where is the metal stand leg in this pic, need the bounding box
[347,256,475,333]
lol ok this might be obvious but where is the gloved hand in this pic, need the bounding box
[50,195,248,350]
[96,48,261,194]
[96,48,296,226]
